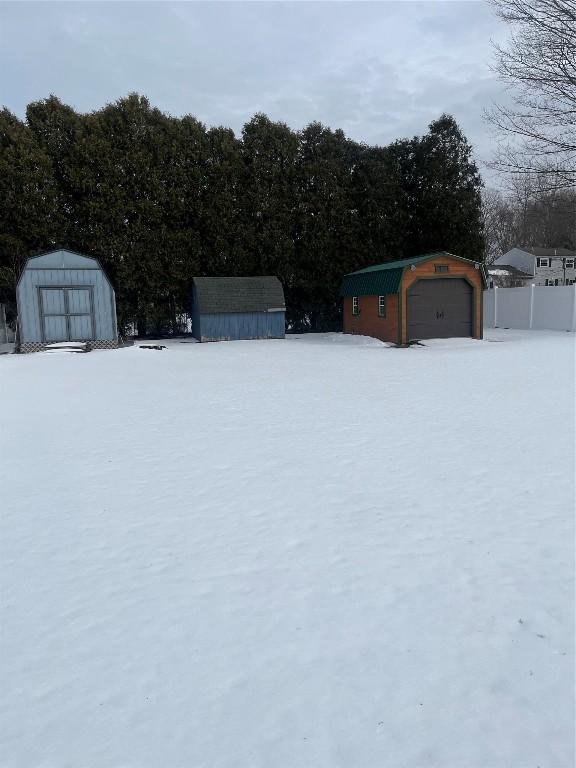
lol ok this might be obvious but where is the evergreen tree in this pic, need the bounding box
[26,96,82,247]
[390,115,485,259]
[350,145,409,266]
[292,123,359,330]
[0,108,60,318]
[199,126,246,277]
[240,113,298,284]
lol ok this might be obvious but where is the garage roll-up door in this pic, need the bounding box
[407,278,473,341]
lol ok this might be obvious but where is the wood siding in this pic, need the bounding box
[343,294,399,343]
[401,256,483,344]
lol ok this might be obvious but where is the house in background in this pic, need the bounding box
[491,247,576,288]
[340,252,486,345]
[487,264,533,288]
[191,276,285,342]
[16,249,118,353]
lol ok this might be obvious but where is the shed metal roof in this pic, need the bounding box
[340,252,487,296]
[17,249,114,290]
[193,276,285,314]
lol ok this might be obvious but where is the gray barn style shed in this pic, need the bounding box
[191,276,285,342]
[16,249,118,353]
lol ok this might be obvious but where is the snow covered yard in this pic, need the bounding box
[0,330,574,768]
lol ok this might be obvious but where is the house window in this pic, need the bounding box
[435,264,449,273]
[537,257,551,268]
[352,296,359,315]
[555,278,559,286]
[378,296,386,317]
[565,259,574,269]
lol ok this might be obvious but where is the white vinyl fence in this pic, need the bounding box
[484,285,576,332]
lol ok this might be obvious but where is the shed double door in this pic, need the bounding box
[407,278,473,341]
[40,287,95,342]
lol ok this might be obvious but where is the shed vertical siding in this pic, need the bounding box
[191,284,202,341]
[16,251,117,346]
[198,311,285,341]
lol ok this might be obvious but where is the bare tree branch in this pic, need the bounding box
[485,0,576,189]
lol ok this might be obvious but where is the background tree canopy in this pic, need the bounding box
[0,94,484,333]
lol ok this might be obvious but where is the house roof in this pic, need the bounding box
[340,252,486,296]
[192,276,285,314]
[517,246,576,258]
[488,265,533,279]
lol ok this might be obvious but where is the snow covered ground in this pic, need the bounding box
[0,330,574,768]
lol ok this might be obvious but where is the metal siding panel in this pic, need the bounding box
[93,272,114,340]
[43,316,68,341]
[67,289,91,313]
[41,288,66,314]
[18,273,42,342]
[269,311,285,337]
[198,311,285,341]
[93,274,103,338]
[192,285,202,340]
[102,273,115,338]
[69,315,93,340]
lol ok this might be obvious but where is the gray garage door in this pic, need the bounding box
[407,278,473,341]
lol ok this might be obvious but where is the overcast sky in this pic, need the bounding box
[0,1,510,185]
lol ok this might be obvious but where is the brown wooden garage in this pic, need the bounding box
[340,252,487,345]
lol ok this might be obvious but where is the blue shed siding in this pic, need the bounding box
[196,311,285,341]
[191,284,202,341]
[16,251,117,343]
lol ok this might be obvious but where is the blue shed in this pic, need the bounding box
[16,249,118,353]
[191,276,285,342]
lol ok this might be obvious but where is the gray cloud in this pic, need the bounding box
[0,1,510,184]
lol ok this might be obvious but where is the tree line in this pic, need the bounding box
[486,0,576,191]
[0,95,484,333]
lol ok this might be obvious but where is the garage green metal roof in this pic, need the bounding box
[340,252,487,295]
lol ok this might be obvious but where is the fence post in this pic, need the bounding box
[529,284,535,329]
[572,284,576,332]
[494,286,498,327]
